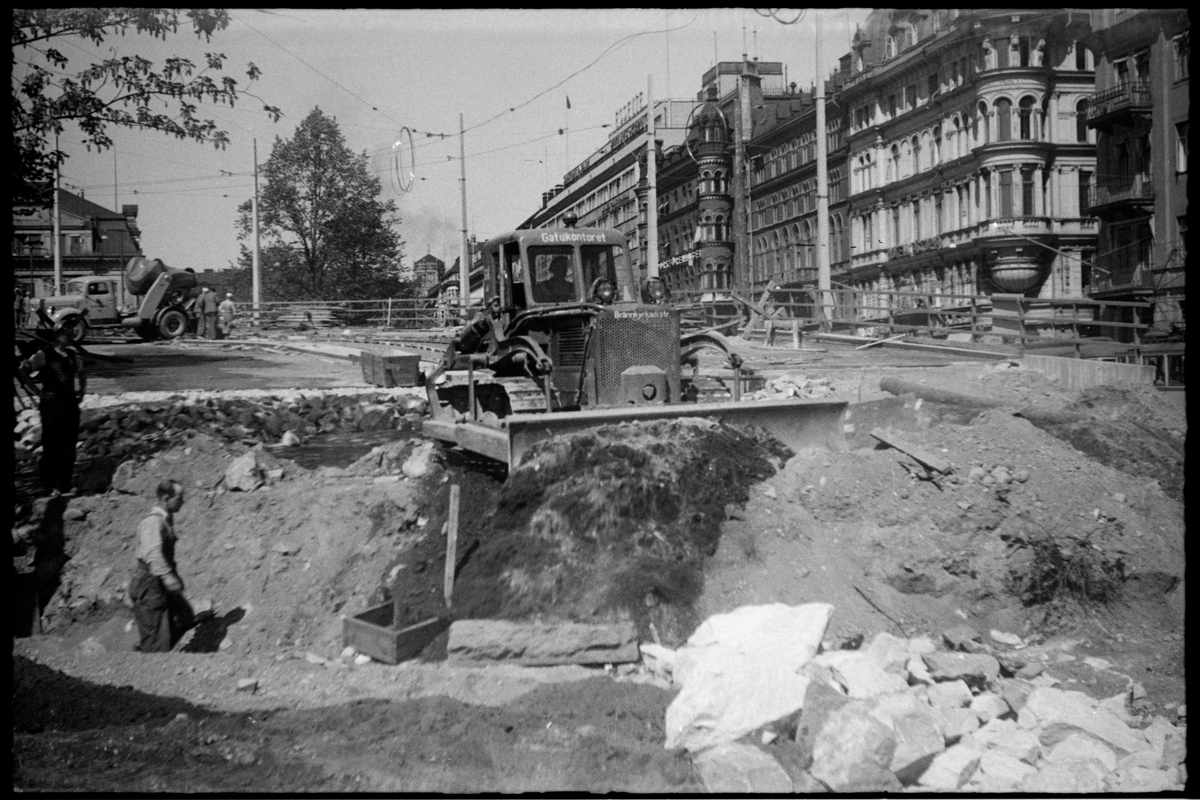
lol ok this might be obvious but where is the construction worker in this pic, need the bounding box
[196,286,220,339]
[129,479,195,652]
[18,326,86,496]
[218,292,236,338]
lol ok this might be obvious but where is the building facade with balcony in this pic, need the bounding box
[1083,9,1188,343]
[12,189,144,296]
[838,9,1098,314]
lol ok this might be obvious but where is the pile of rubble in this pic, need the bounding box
[14,389,428,486]
[748,373,835,401]
[641,603,1187,793]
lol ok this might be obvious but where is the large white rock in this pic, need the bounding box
[664,602,833,751]
[692,742,793,794]
[224,451,264,492]
[970,692,1011,724]
[816,650,909,699]
[1019,686,1152,756]
[927,679,974,710]
[923,651,1000,685]
[868,693,946,785]
[1114,765,1182,792]
[809,703,899,791]
[917,744,982,790]
[401,441,438,479]
[1045,732,1119,771]
[935,706,981,744]
[966,717,1042,764]
[976,749,1038,791]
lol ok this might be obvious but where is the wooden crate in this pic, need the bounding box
[343,604,451,664]
[360,349,421,388]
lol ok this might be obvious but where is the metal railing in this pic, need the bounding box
[1090,174,1155,209]
[1087,80,1152,121]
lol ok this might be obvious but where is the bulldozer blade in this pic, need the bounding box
[424,397,849,470]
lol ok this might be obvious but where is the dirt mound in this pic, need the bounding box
[405,418,790,647]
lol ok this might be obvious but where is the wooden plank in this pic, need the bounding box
[870,427,953,474]
[855,334,907,350]
[444,484,460,609]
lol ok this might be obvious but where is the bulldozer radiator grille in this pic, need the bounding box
[590,309,682,405]
[552,325,587,368]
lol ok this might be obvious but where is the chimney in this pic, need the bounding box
[122,204,139,219]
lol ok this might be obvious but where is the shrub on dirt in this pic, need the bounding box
[1003,514,1126,609]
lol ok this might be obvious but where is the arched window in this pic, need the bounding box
[863,152,873,189]
[1076,99,1089,142]
[951,116,962,159]
[995,98,1012,141]
[932,127,941,165]
[782,226,792,275]
[1019,96,1035,140]
[920,132,932,171]
[886,34,898,59]
[902,139,913,178]
[831,213,845,263]
[977,101,990,144]
[800,220,813,270]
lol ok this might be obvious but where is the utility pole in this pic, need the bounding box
[252,138,261,326]
[646,74,659,279]
[459,112,470,309]
[814,7,832,330]
[53,134,62,294]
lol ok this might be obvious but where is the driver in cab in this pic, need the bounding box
[539,255,575,302]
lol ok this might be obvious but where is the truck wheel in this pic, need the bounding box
[59,316,88,345]
[158,309,188,339]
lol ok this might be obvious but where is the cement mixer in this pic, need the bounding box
[23,257,199,344]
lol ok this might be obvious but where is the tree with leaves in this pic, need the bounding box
[232,107,410,301]
[12,8,281,207]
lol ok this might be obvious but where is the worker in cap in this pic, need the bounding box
[218,292,237,339]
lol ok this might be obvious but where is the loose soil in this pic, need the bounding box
[12,357,1186,792]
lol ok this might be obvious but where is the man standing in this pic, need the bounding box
[129,479,194,652]
[18,326,85,496]
[196,286,220,339]
[218,292,237,338]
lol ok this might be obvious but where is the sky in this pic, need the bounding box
[33,8,873,275]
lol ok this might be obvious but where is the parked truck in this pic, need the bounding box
[23,257,199,344]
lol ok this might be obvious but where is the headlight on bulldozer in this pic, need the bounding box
[642,277,669,304]
[591,278,616,305]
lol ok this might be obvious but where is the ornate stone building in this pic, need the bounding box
[838,9,1098,307]
[1083,9,1188,350]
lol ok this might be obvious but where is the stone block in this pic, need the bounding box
[942,624,983,651]
[447,619,639,666]
[969,718,1043,764]
[1019,686,1152,757]
[225,451,264,492]
[818,650,909,699]
[1117,748,1162,775]
[935,706,980,745]
[1142,716,1187,767]
[693,742,793,794]
[917,744,982,790]
[927,679,973,710]
[1114,765,1181,793]
[970,692,1011,724]
[976,749,1037,791]
[861,631,910,669]
[993,677,1036,713]
[794,677,851,762]
[1021,763,1080,793]
[809,704,897,792]
[906,656,934,684]
[887,706,946,784]
[1046,732,1119,770]
[923,651,1000,686]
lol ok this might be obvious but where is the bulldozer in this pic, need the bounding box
[422,223,848,469]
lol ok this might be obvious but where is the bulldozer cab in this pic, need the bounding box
[482,228,632,320]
